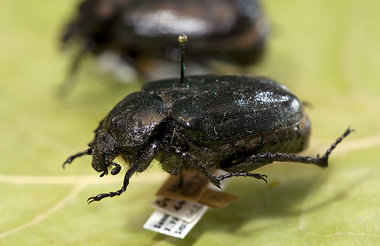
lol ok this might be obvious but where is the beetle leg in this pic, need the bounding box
[193,162,267,187]
[249,127,353,168]
[217,128,353,184]
[87,163,138,204]
[215,172,268,183]
[63,148,92,168]
[319,127,353,166]
[172,149,267,187]
[177,172,184,188]
[59,42,89,96]
[174,147,221,188]
[197,165,223,188]
[87,141,161,203]
[222,127,353,175]
[172,148,222,188]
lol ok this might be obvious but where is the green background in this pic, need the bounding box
[1,0,380,245]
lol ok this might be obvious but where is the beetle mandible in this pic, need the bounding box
[63,34,352,203]
[61,0,268,91]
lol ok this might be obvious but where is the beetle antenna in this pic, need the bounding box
[63,148,92,169]
[177,34,188,84]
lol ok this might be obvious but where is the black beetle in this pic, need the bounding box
[63,35,352,203]
[61,0,268,87]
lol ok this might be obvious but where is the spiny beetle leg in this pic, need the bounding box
[249,127,353,168]
[63,148,92,168]
[320,127,353,164]
[216,172,268,183]
[88,155,143,203]
[172,147,222,188]
[87,188,125,204]
[194,165,222,188]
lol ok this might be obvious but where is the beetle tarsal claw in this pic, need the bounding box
[62,156,76,169]
[210,179,222,189]
[242,173,268,183]
[257,174,268,183]
[87,189,125,204]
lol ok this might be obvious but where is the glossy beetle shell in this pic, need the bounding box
[142,75,308,148]
[64,74,353,203]
[94,75,310,173]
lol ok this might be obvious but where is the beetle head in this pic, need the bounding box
[87,92,165,176]
[62,0,119,51]
[89,129,118,174]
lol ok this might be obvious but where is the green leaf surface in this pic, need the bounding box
[1,0,379,245]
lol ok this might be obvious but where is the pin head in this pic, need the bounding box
[177,34,188,44]
[177,34,187,84]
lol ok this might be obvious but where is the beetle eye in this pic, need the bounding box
[104,147,116,155]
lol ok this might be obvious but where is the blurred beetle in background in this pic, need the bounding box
[60,0,269,92]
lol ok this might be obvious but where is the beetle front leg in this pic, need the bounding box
[87,141,161,203]
[87,163,138,204]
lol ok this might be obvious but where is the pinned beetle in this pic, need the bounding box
[63,35,352,203]
[61,0,268,90]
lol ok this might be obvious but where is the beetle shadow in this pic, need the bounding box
[151,166,366,246]
[201,171,365,235]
